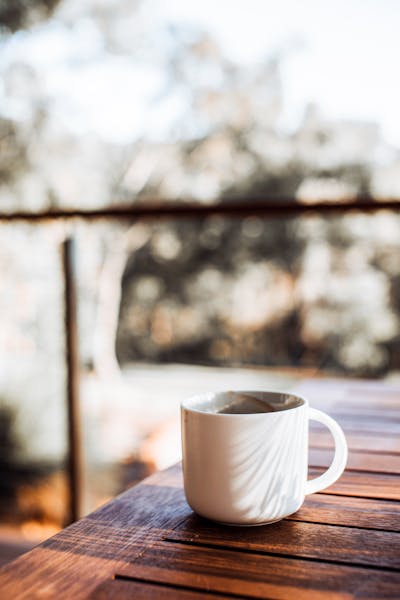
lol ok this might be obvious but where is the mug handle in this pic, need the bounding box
[305,407,348,495]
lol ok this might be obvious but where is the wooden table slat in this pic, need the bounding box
[309,468,400,500]
[287,493,400,531]
[309,447,400,474]
[310,417,400,436]
[118,541,400,599]
[309,430,400,453]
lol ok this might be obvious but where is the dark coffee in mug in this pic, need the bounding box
[215,392,276,414]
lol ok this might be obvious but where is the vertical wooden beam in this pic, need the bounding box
[62,237,83,524]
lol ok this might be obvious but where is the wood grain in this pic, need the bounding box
[288,494,400,531]
[309,468,400,500]
[0,480,190,598]
[309,448,400,474]
[167,515,400,568]
[118,541,400,599]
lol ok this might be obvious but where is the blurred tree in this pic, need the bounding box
[0,119,28,185]
[0,0,60,32]
[0,0,398,378]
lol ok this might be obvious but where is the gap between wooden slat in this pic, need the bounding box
[118,539,400,600]
[168,493,400,533]
[162,538,400,574]
[317,490,400,502]
[309,448,400,475]
[312,491,400,505]
[308,468,400,501]
[310,445,400,457]
[286,493,400,531]
[166,511,400,570]
[114,574,254,599]
[309,430,400,453]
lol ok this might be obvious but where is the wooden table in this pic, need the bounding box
[1,378,399,599]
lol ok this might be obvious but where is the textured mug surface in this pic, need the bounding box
[181,390,348,525]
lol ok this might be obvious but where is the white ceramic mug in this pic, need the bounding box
[181,390,348,525]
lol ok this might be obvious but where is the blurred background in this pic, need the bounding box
[1,0,400,563]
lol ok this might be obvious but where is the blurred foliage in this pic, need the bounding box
[116,215,400,377]
[0,119,28,184]
[0,405,18,465]
[0,0,60,32]
[0,0,396,209]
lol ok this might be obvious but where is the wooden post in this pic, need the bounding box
[62,237,83,524]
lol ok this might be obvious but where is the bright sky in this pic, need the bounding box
[1,0,399,148]
[163,0,400,145]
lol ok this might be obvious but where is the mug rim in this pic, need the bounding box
[181,389,307,416]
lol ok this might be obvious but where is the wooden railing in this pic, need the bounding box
[1,196,400,222]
